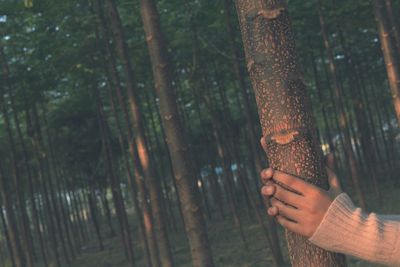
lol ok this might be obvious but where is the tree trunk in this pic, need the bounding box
[96,96,135,266]
[106,81,153,266]
[0,163,25,267]
[317,1,367,209]
[373,0,400,126]
[139,0,215,266]
[1,46,49,266]
[41,105,78,259]
[32,103,72,264]
[0,55,34,267]
[100,188,116,237]
[0,198,16,267]
[96,4,161,265]
[27,104,62,267]
[385,0,400,53]
[104,1,173,266]
[234,1,347,266]
[335,27,382,203]
[86,185,104,251]
[145,90,179,233]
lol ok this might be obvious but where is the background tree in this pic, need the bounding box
[0,0,398,266]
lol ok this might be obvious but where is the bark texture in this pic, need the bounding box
[221,2,284,264]
[234,1,347,266]
[139,0,214,266]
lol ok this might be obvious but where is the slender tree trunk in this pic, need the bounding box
[0,163,25,267]
[192,94,225,220]
[106,81,153,266]
[0,199,16,267]
[139,1,215,266]
[373,0,400,126]
[145,90,179,232]
[150,88,185,228]
[357,50,397,169]
[32,104,72,264]
[310,52,335,154]
[70,189,87,243]
[319,49,348,175]
[1,47,49,266]
[210,124,248,249]
[96,96,135,266]
[100,189,116,237]
[41,106,78,259]
[95,3,161,264]
[385,0,400,52]
[234,1,347,265]
[317,1,367,209]
[335,28,382,202]
[0,60,35,267]
[104,1,173,266]
[27,105,62,267]
[86,187,104,250]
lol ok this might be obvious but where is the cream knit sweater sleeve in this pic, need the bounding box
[309,193,400,267]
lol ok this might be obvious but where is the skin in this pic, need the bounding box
[260,167,342,238]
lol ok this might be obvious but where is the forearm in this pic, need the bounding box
[309,193,400,266]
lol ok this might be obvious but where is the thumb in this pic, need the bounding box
[326,167,342,197]
[260,136,268,152]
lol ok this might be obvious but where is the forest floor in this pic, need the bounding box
[68,177,399,267]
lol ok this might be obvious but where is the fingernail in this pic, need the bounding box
[263,168,273,177]
[262,185,274,196]
[267,208,274,215]
[268,206,278,216]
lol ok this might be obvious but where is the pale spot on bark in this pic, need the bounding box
[271,130,299,144]
[247,59,255,71]
[258,8,285,20]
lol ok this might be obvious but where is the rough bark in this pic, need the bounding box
[139,0,215,266]
[234,1,347,266]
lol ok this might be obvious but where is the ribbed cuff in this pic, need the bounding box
[309,193,400,266]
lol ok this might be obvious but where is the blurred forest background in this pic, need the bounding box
[0,0,399,266]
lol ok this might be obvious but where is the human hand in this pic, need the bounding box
[260,168,342,238]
